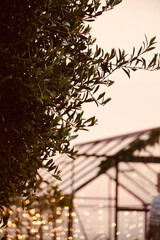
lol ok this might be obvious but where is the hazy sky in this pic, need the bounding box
[73,0,160,144]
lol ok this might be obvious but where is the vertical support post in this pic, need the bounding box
[115,159,119,240]
[108,176,112,240]
[39,209,43,240]
[68,157,75,239]
[68,195,73,239]
[52,215,56,240]
[144,205,148,240]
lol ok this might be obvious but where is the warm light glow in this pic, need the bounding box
[17,235,22,239]
[22,213,29,218]
[44,226,49,230]
[126,234,131,238]
[25,200,30,204]
[124,211,129,216]
[32,221,37,225]
[9,210,13,215]
[8,220,12,226]
[57,226,62,231]
[138,223,143,227]
[74,218,79,223]
[56,219,62,223]
[129,224,136,229]
[33,216,37,220]
[116,231,121,235]
[31,228,38,233]
[56,210,61,215]
[74,234,78,238]
[29,209,35,214]
[22,221,29,225]
[49,214,53,218]
[112,222,116,227]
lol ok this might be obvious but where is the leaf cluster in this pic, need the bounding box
[0,0,123,210]
[117,128,160,156]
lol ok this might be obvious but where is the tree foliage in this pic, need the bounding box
[0,0,160,221]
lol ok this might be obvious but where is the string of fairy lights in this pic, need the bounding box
[0,198,145,240]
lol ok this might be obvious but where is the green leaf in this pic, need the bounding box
[145,47,155,52]
[48,164,56,171]
[102,97,111,105]
[93,85,100,94]
[95,11,102,16]
[85,98,94,103]
[148,54,157,68]
[137,46,142,56]
[97,92,105,100]
[107,80,114,87]
[122,68,130,78]
[149,36,156,46]
[52,175,62,181]
[68,135,78,141]
[45,159,53,167]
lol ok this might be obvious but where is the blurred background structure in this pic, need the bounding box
[2,127,160,240]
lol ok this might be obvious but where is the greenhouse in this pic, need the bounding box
[2,127,160,240]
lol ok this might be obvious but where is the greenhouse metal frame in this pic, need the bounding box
[44,127,160,240]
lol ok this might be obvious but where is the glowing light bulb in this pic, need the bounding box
[56,219,62,223]
[56,210,61,215]
[112,223,116,227]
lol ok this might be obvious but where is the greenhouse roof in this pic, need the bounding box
[40,127,160,206]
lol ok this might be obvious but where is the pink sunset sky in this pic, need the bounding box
[73,0,160,144]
